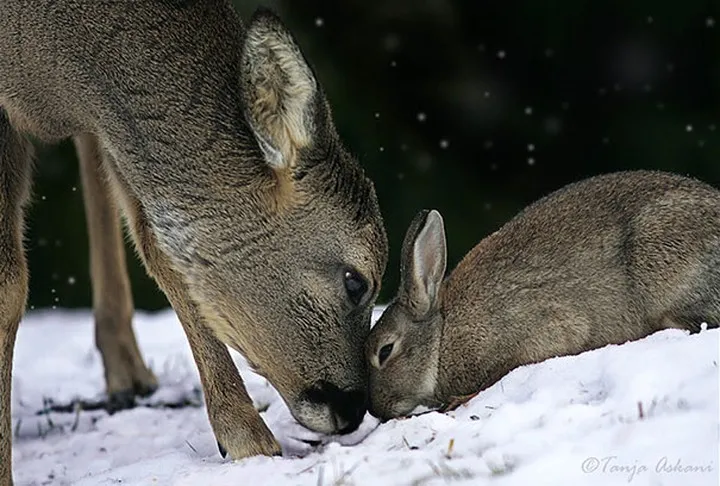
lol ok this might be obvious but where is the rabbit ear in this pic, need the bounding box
[399,210,447,317]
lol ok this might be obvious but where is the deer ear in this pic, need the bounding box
[240,8,319,170]
[399,210,447,317]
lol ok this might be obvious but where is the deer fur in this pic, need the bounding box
[366,170,720,419]
[0,2,388,484]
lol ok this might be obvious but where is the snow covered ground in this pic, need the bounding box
[10,307,719,486]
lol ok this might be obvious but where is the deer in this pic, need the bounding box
[0,2,388,484]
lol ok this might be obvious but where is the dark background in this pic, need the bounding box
[26,0,719,311]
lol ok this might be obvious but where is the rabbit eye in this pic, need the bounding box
[378,343,394,366]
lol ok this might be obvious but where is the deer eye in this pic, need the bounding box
[378,343,394,366]
[344,269,368,306]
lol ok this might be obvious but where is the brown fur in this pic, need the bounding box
[367,170,720,419]
[0,3,387,484]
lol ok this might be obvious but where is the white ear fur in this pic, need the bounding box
[253,130,285,169]
[410,210,447,313]
[242,10,317,170]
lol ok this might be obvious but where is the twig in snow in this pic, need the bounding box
[332,461,361,486]
[402,436,418,450]
[424,461,451,485]
[71,402,82,432]
[298,460,322,475]
[185,440,198,455]
[637,401,645,420]
[649,398,658,415]
[413,460,476,485]
[445,438,455,459]
[35,393,201,416]
[41,397,55,429]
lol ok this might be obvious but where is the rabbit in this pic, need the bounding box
[366,170,720,419]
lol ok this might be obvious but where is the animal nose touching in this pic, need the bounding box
[301,381,368,434]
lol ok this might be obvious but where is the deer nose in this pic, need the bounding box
[304,380,367,434]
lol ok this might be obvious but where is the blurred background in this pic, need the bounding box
[27,0,719,310]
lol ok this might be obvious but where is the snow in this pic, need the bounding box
[11,308,719,486]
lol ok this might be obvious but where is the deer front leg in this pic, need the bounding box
[75,134,158,412]
[107,168,280,459]
[0,109,33,486]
